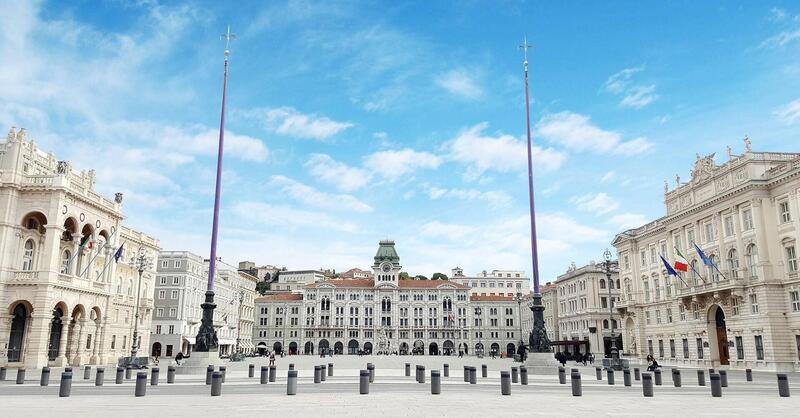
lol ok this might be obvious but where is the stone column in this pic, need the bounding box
[24,312,54,369]
[55,320,70,367]
[0,313,12,365]
[90,322,101,364]
[41,225,64,275]
[71,320,84,366]
[97,321,108,365]
[750,198,772,280]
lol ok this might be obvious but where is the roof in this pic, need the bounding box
[304,279,469,290]
[470,295,516,302]
[254,293,303,302]
[373,240,400,267]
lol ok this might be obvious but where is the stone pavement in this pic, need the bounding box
[1,356,798,417]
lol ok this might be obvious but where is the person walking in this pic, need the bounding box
[269,352,275,366]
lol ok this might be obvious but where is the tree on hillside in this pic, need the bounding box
[415,275,429,280]
[431,272,448,280]
[255,281,270,295]
[399,272,410,280]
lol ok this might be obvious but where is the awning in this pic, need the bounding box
[183,337,196,345]
[551,340,589,346]
[218,339,236,346]
[257,342,267,347]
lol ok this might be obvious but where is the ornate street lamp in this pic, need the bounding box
[603,248,619,362]
[128,247,152,361]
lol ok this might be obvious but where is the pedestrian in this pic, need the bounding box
[269,352,275,366]
[175,352,184,366]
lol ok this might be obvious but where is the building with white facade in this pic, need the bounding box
[450,267,531,297]
[270,270,327,292]
[149,251,257,358]
[254,240,525,357]
[614,142,800,371]
[521,282,559,345]
[0,127,160,368]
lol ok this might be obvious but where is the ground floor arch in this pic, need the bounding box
[319,339,330,354]
[273,342,283,354]
[475,342,484,355]
[443,340,454,355]
[304,341,313,355]
[429,342,439,355]
[334,341,343,355]
[348,339,359,355]
[364,342,373,354]
[506,343,516,356]
[459,342,469,355]
[708,304,730,365]
[257,342,267,355]
[413,340,424,355]
[288,341,298,355]
[399,342,409,355]
[151,342,162,357]
[48,305,66,361]
[490,342,500,356]
[7,302,29,362]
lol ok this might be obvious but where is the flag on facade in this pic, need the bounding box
[660,255,679,276]
[694,243,713,266]
[673,248,689,272]
[113,244,125,263]
[78,234,91,250]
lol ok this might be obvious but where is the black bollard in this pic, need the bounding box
[16,368,25,384]
[463,366,469,382]
[571,370,582,397]
[65,367,73,373]
[40,367,50,386]
[558,366,566,384]
[328,363,333,376]
[595,367,602,380]
[512,367,518,383]
[211,371,222,396]
[83,366,91,380]
[289,363,295,371]
[287,370,297,395]
[125,365,132,380]
[469,367,476,385]
[777,374,790,397]
[367,363,374,383]
[150,367,159,386]
[0,366,6,381]
[59,372,72,397]
[719,370,728,387]
[697,369,706,386]
[314,366,321,384]
[607,368,615,385]
[116,367,124,384]
[420,365,427,384]
[249,364,254,378]
[500,371,511,396]
[321,365,327,381]
[710,373,722,397]
[746,369,752,382]
[206,365,214,385]
[269,365,276,382]
[520,366,528,385]
[261,366,268,384]
[482,364,487,378]
[654,369,662,386]
[634,367,641,381]
[95,367,104,386]
[417,365,423,383]
[672,369,681,387]
[135,372,147,397]
[219,366,226,383]
[431,370,441,394]
[444,363,449,377]
[642,373,654,397]
[167,366,175,384]
[359,370,369,394]
[623,368,631,387]
[405,363,411,377]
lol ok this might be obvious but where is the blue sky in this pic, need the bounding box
[3,0,800,283]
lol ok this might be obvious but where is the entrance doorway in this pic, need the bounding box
[7,303,28,362]
[151,342,162,357]
[708,305,729,365]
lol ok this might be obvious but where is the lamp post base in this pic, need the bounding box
[528,294,551,353]
[194,291,219,352]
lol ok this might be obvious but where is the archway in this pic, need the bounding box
[443,340,454,356]
[429,342,439,355]
[319,339,330,354]
[289,341,298,355]
[625,317,637,356]
[7,303,29,362]
[257,342,267,356]
[399,342,409,355]
[48,305,66,361]
[413,340,424,355]
[364,342,373,354]
[304,341,313,354]
[334,341,344,355]
[459,342,469,355]
[490,342,500,356]
[348,339,359,355]
[708,305,729,365]
[475,342,484,355]
[151,342,162,357]
[273,341,283,354]
[506,343,516,356]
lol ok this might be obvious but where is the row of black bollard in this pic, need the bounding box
[571,369,582,396]
[16,368,25,384]
[287,370,297,395]
[367,363,374,383]
[431,370,441,394]
[500,371,511,395]
[360,370,369,394]
[482,364,487,378]
[443,363,449,377]
[0,366,6,381]
[558,366,566,384]
[41,367,50,386]
[520,366,528,385]
[623,368,631,386]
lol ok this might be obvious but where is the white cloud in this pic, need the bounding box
[425,186,513,208]
[233,201,360,233]
[364,148,442,181]
[769,7,788,22]
[608,212,649,230]
[420,221,479,240]
[600,171,616,183]
[240,106,353,140]
[190,129,269,162]
[269,175,373,213]
[604,66,658,109]
[536,111,654,156]
[446,122,566,180]
[435,69,483,99]
[570,193,620,215]
[305,154,373,192]
[773,99,800,124]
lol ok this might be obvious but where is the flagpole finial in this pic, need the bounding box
[519,35,532,70]
[221,24,236,58]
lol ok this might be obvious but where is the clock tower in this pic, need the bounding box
[372,239,401,287]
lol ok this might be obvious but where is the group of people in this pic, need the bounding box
[554,351,594,366]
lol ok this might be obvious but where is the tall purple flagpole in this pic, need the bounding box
[521,36,551,354]
[196,25,236,353]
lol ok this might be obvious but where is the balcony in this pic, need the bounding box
[11,270,40,282]
[677,274,746,298]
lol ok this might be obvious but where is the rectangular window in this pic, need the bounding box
[755,335,764,360]
[158,290,165,299]
[787,246,798,272]
[736,336,744,360]
[172,276,179,285]
[732,298,739,315]
[643,281,650,302]
[156,325,162,334]
[682,338,689,359]
[658,340,664,358]
[647,340,653,356]
[160,277,167,285]
[687,229,695,245]
[669,339,676,358]
[696,338,704,359]
[169,308,176,317]
[780,201,792,224]
[86,334,92,350]
[171,290,178,299]
[111,335,116,349]
[156,308,164,317]
[750,294,759,313]
[724,215,734,237]
[168,325,174,334]
[796,335,800,361]
[667,308,673,323]
[791,291,800,312]
[742,209,754,230]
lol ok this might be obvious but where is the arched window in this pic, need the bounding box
[708,255,719,281]
[747,244,759,278]
[599,279,606,289]
[603,319,609,329]
[21,239,35,270]
[616,279,620,289]
[691,260,699,284]
[117,276,123,294]
[61,250,71,274]
[727,249,739,279]
[128,279,133,296]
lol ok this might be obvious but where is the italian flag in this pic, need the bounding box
[674,248,689,272]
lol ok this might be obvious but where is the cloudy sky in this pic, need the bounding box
[2,1,800,283]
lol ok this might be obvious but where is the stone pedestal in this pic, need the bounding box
[525,352,560,375]
[174,351,223,375]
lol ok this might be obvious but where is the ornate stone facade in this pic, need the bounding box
[0,127,160,368]
[614,143,800,371]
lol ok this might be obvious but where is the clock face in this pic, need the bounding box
[382,263,391,273]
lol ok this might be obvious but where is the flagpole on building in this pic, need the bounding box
[195,25,235,353]
[520,36,551,355]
